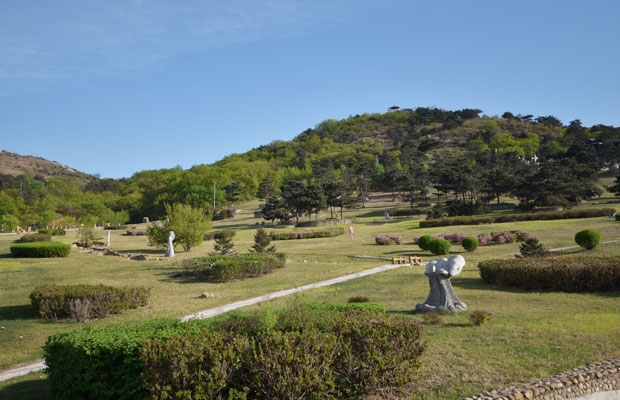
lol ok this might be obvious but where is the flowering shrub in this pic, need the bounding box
[375,235,402,245]
[417,230,531,248]
[437,233,465,244]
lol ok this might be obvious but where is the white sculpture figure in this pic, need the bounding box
[416,255,467,313]
[106,231,111,247]
[165,231,175,257]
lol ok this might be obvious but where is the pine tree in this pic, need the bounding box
[519,238,547,258]
[250,225,276,253]
[211,231,235,255]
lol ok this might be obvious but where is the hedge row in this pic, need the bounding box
[478,256,620,292]
[103,225,128,230]
[186,253,286,282]
[389,208,425,217]
[10,241,71,258]
[420,208,616,228]
[39,228,66,236]
[30,284,151,320]
[45,304,419,400]
[143,311,423,399]
[270,227,344,240]
[126,230,147,236]
[16,233,51,243]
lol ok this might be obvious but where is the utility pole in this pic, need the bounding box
[213,182,216,210]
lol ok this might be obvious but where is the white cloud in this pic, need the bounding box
[0,0,366,93]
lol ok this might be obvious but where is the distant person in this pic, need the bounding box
[384,211,390,220]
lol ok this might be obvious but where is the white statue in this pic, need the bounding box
[106,231,111,247]
[416,255,467,313]
[165,231,175,257]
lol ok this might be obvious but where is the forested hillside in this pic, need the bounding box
[1,107,619,229]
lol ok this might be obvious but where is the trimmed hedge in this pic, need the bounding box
[16,233,51,243]
[45,305,423,400]
[142,310,423,399]
[575,229,601,250]
[390,208,424,217]
[10,241,70,257]
[420,207,616,228]
[30,284,150,320]
[270,227,344,240]
[104,225,128,230]
[616,214,620,221]
[186,253,287,282]
[38,228,66,236]
[429,238,451,255]
[478,256,620,292]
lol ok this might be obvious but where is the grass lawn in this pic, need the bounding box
[1,196,619,399]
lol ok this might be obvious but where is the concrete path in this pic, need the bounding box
[181,263,410,321]
[0,361,46,382]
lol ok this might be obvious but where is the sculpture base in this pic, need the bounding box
[415,301,467,313]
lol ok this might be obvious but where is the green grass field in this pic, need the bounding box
[1,196,619,399]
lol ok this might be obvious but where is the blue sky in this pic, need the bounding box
[1,0,619,178]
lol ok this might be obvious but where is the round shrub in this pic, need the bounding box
[461,237,479,252]
[417,235,434,251]
[429,238,451,255]
[575,229,601,250]
[10,241,71,258]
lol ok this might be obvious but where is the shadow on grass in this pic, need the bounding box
[0,376,51,400]
[0,305,36,320]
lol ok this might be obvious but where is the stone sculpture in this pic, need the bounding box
[165,231,175,257]
[416,255,467,313]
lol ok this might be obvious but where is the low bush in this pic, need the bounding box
[575,229,602,250]
[126,230,147,236]
[390,208,424,217]
[38,228,66,235]
[616,214,620,221]
[104,225,128,230]
[45,306,423,400]
[429,238,451,255]
[375,234,402,245]
[302,302,387,314]
[478,256,620,292]
[470,310,491,326]
[420,215,494,228]
[422,310,444,325]
[16,233,51,243]
[347,296,369,303]
[270,227,344,240]
[10,241,70,258]
[30,284,150,320]
[204,229,236,240]
[212,209,234,221]
[462,237,479,252]
[417,235,435,251]
[420,208,615,228]
[186,253,287,282]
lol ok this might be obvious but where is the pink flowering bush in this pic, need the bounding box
[375,235,402,245]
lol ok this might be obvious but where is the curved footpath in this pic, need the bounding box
[1,239,619,389]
